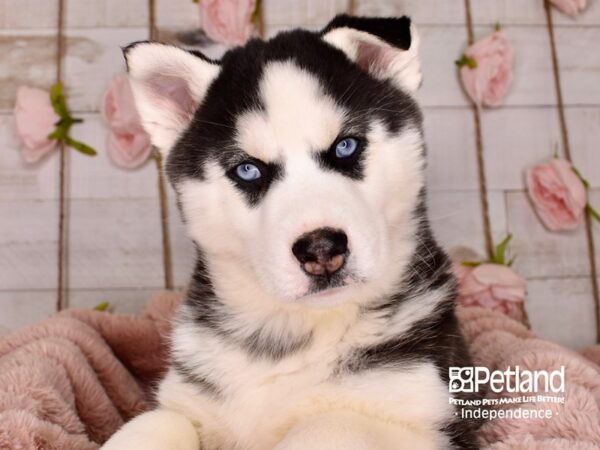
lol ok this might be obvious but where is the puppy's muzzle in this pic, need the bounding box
[292,228,348,276]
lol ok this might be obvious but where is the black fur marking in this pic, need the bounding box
[334,186,480,447]
[184,250,313,361]
[316,136,366,180]
[166,28,422,204]
[172,358,221,397]
[322,15,412,51]
[244,328,313,361]
[225,158,284,207]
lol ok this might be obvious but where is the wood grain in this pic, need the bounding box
[63,27,148,113]
[527,277,597,348]
[0,115,60,200]
[0,0,58,29]
[64,0,149,28]
[0,200,58,290]
[554,26,600,106]
[354,0,465,24]
[67,198,163,291]
[424,107,479,192]
[0,290,57,332]
[481,107,561,190]
[67,114,160,199]
[0,31,57,112]
[506,191,591,279]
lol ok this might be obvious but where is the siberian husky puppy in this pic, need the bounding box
[103,15,478,450]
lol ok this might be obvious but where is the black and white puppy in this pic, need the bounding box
[102,15,478,450]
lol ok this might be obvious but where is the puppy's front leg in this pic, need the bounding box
[274,411,438,450]
[101,409,199,450]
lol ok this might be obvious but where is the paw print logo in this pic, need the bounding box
[449,367,475,393]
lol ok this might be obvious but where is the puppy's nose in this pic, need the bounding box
[292,228,348,276]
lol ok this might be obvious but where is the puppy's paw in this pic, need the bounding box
[101,409,199,450]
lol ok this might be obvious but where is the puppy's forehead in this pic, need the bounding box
[235,61,344,162]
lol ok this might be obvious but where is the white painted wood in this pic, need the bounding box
[423,107,479,192]
[67,198,163,290]
[470,26,555,107]
[0,290,57,332]
[566,107,600,188]
[263,0,347,27]
[481,106,562,190]
[65,0,149,29]
[0,30,57,112]
[0,114,60,201]
[0,0,58,29]
[355,0,465,25]
[555,26,600,105]
[67,288,157,313]
[470,0,546,26]
[0,200,58,290]
[415,26,470,107]
[63,27,148,113]
[552,0,600,26]
[428,190,507,257]
[155,0,200,29]
[526,277,597,349]
[68,113,160,200]
[506,191,591,278]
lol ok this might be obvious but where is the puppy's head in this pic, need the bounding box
[126,16,425,309]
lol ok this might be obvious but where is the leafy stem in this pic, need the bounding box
[461,233,516,267]
[455,54,477,69]
[47,81,97,157]
[571,165,599,223]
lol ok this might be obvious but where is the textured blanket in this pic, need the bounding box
[0,292,598,449]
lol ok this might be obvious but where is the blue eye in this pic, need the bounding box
[335,137,359,158]
[235,163,261,181]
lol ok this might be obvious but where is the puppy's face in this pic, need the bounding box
[126,16,425,308]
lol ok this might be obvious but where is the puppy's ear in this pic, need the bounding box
[124,42,220,155]
[321,15,422,93]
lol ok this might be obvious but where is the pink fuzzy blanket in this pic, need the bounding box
[0,292,598,449]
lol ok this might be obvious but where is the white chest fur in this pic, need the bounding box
[158,302,453,450]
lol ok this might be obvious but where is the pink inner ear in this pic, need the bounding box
[146,74,197,123]
[356,40,395,75]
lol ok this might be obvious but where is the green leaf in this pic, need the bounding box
[47,128,64,141]
[192,0,199,2]
[572,166,590,189]
[49,81,69,118]
[492,233,512,265]
[461,261,482,267]
[64,136,97,156]
[94,301,110,311]
[588,204,600,223]
[494,22,502,32]
[507,255,516,267]
[455,54,477,69]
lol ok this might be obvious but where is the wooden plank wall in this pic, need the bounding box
[0,0,598,349]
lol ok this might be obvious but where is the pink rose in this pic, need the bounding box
[200,0,257,46]
[550,0,586,17]
[454,263,526,321]
[14,86,59,163]
[101,74,152,169]
[526,159,587,231]
[459,31,514,107]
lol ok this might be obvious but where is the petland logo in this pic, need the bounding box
[449,366,565,394]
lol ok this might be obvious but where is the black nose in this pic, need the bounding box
[292,228,348,276]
